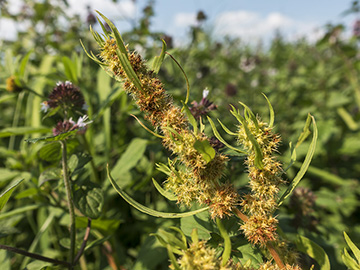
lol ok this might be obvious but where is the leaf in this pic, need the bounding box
[342,248,360,270]
[344,232,360,263]
[181,101,198,134]
[18,50,32,82]
[131,114,164,139]
[115,48,144,92]
[152,178,177,201]
[167,245,181,270]
[62,56,78,83]
[216,218,231,266]
[262,93,274,128]
[337,107,358,131]
[38,142,65,162]
[218,119,237,136]
[180,211,214,240]
[242,120,264,170]
[76,216,121,234]
[238,102,259,130]
[152,39,167,74]
[295,235,330,270]
[108,166,209,218]
[74,183,104,219]
[0,127,51,138]
[132,236,169,270]
[96,11,144,92]
[111,138,148,180]
[0,205,39,221]
[193,139,216,163]
[278,114,317,206]
[166,52,190,104]
[38,168,61,187]
[207,117,246,154]
[0,179,24,211]
[25,130,78,143]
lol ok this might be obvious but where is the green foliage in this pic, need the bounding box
[0,1,360,269]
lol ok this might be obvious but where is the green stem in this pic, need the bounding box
[60,140,76,269]
[216,218,231,266]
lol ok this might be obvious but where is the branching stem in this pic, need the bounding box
[0,244,71,267]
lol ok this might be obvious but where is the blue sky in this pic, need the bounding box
[1,0,357,44]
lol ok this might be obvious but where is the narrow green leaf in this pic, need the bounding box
[207,117,247,155]
[18,50,32,82]
[76,216,121,234]
[0,127,51,138]
[0,94,16,104]
[216,218,231,266]
[181,101,198,134]
[62,56,77,83]
[0,204,39,221]
[344,232,360,263]
[157,228,187,250]
[169,226,187,248]
[155,162,172,176]
[162,126,184,140]
[116,49,143,90]
[296,114,312,148]
[342,248,360,270]
[337,107,358,131]
[167,245,181,270]
[295,235,330,270]
[166,52,190,104]
[152,178,177,201]
[0,179,24,211]
[278,115,317,206]
[111,138,148,179]
[152,39,167,74]
[74,183,104,219]
[25,130,78,143]
[191,228,199,244]
[96,11,127,54]
[218,119,237,136]
[241,120,264,169]
[239,101,259,130]
[193,139,216,163]
[131,114,165,138]
[108,166,209,218]
[262,93,274,128]
[80,40,104,66]
[20,212,55,268]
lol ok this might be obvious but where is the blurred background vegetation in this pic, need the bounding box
[1,0,360,269]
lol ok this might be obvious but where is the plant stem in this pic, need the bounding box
[266,242,286,269]
[60,140,76,269]
[0,244,71,267]
[74,218,92,265]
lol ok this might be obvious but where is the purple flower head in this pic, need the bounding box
[52,115,92,136]
[47,81,85,112]
[189,89,217,120]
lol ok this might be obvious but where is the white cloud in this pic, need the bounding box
[215,10,322,43]
[174,12,198,28]
[67,0,136,20]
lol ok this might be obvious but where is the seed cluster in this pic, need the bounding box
[237,119,283,247]
[99,37,238,218]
